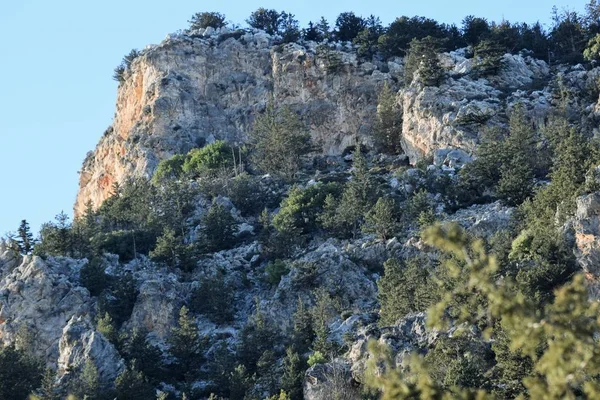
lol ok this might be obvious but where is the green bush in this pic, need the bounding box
[265,260,290,285]
[152,154,185,184]
[183,140,234,178]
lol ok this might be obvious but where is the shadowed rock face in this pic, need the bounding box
[74,29,395,216]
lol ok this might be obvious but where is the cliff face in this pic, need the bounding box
[75,26,565,214]
[75,28,398,216]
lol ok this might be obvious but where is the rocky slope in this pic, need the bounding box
[75,27,561,215]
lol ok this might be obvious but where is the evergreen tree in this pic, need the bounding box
[363,197,400,240]
[238,301,280,374]
[188,12,226,30]
[377,258,435,326]
[404,36,444,86]
[249,105,313,181]
[280,347,305,400]
[80,258,108,297]
[115,363,155,400]
[334,12,366,42]
[320,147,378,238]
[229,364,253,400]
[496,106,537,206]
[0,345,43,400]
[16,219,35,255]
[291,299,314,354]
[373,82,402,154]
[121,329,163,383]
[37,368,58,400]
[96,312,118,345]
[168,306,205,381]
[200,201,237,252]
[190,273,235,324]
[473,39,505,76]
[72,359,100,400]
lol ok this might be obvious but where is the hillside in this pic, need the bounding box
[4,6,600,400]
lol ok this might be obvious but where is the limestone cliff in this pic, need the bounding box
[75,28,396,216]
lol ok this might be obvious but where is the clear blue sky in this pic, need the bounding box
[0,0,586,236]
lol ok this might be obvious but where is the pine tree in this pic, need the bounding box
[72,359,99,400]
[201,201,237,252]
[291,299,314,354]
[373,82,403,154]
[280,347,305,400]
[37,368,58,400]
[249,105,313,181]
[320,147,378,238]
[404,36,444,86]
[377,258,435,326]
[96,312,118,345]
[115,363,155,400]
[122,329,163,382]
[228,364,252,400]
[168,306,205,381]
[363,197,400,240]
[473,39,505,76]
[16,219,35,255]
[80,258,108,297]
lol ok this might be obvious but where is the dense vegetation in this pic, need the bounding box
[6,2,600,400]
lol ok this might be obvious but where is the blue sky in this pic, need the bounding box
[0,0,587,236]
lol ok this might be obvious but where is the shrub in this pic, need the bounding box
[182,140,234,178]
[188,12,226,30]
[265,260,289,285]
[307,351,326,367]
[152,154,185,184]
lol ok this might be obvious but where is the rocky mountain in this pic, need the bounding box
[6,10,600,400]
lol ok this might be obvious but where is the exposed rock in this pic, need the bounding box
[400,52,550,164]
[0,255,92,364]
[57,316,125,389]
[448,201,513,238]
[573,192,600,278]
[75,32,393,215]
[304,361,360,400]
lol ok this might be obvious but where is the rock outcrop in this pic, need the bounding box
[56,316,124,389]
[400,52,551,163]
[573,191,600,278]
[75,29,394,216]
[0,250,92,364]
